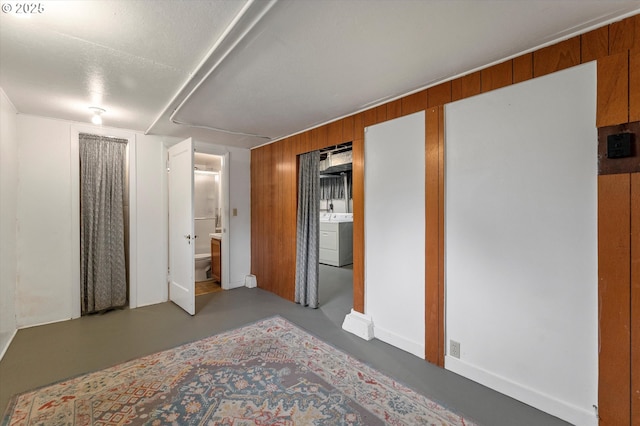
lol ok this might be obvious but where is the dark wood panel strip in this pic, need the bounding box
[401,90,427,115]
[427,82,451,108]
[437,105,445,367]
[598,173,631,426]
[513,53,533,84]
[481,61,512,93]
[342,115,355,143]
[363,108,378,128]
[581,26,609,63]
[452,71,481,102]
[425,107,440,364]
[597,51,629,128]
[631,50,640,123]
[533,36,581,78]
[610,14,640,55]
[632,173,640,426]
[312,125,328,151]
[387,99,402,120]
[375,104,387,124]
[327,120,343,147]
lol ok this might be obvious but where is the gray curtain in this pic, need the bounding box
[295,151,320,308]
[80,133,127,315]
[320,172,352,200]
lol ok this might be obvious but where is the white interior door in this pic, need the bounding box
[169,137,195,315]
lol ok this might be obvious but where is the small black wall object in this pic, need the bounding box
[607,133,633,159]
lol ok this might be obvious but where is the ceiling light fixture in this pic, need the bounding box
[89,107,105,125]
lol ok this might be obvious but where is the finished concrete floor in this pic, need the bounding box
[1,265,570,425]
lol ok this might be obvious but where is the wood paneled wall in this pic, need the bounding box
[250,13,640,425]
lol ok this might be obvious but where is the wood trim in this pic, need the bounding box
[533,36,581,78]
[513,53,533,84]
[401,90,427,116]
[343,115,355,143]
[610,14,640,55]
[425,107,441,365]
[598,173,631,426]
[327,120,343,146]
[631,50,640,123]
[286,137,297,301]
[363,108,378,127]
[427,82,451,108]
[451,71,481,102]
[632,173,640,426]
[352,137,365,313]
[353,112,364,141]
[481,61,512,93]
[437,105,445,367]
[387,99,402,120]
[597,51,629,128]
[582,26,609,63]
[375,104,387,124]
[274,140,285,297]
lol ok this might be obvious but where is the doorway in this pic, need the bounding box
[168,138,231,315]
[78,132,130,315]
[193,152,224,296]
[318,143,354,314]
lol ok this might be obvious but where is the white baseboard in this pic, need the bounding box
[445,356,598,426]
[228,280,246,290]
[0,329,17,361]
[373,325,424,358]
[342,309,374,340]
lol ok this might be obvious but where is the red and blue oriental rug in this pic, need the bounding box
[3,316,476,425]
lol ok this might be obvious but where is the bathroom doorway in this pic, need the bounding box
[193,152,224,296]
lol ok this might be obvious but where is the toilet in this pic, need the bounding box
[194,219,213,282]
[194,253,211,281]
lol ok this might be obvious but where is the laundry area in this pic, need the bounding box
[318,143,353,269]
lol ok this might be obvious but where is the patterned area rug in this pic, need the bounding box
[3,316,476,425]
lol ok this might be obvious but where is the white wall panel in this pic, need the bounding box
[16,116,74,327]
[365,111,425,357]
[0,89,18,356]
[445,62,597,426]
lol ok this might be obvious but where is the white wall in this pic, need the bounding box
[364,111,425,357]
[444,63,597,426]
[194,141,251,288]
[134,133,172,307]
[16,116,75,326]
[14,115,171,327]
[0,89,18,356]
[227,147,251,287]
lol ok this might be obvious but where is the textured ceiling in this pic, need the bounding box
[1,1,639,149]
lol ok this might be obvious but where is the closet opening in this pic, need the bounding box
[78,132,130,315]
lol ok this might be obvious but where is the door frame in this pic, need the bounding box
[193,142,231,290]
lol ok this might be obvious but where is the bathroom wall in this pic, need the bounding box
[0,88,18,357]
[194,172,220,219]
[194,167,220,255]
